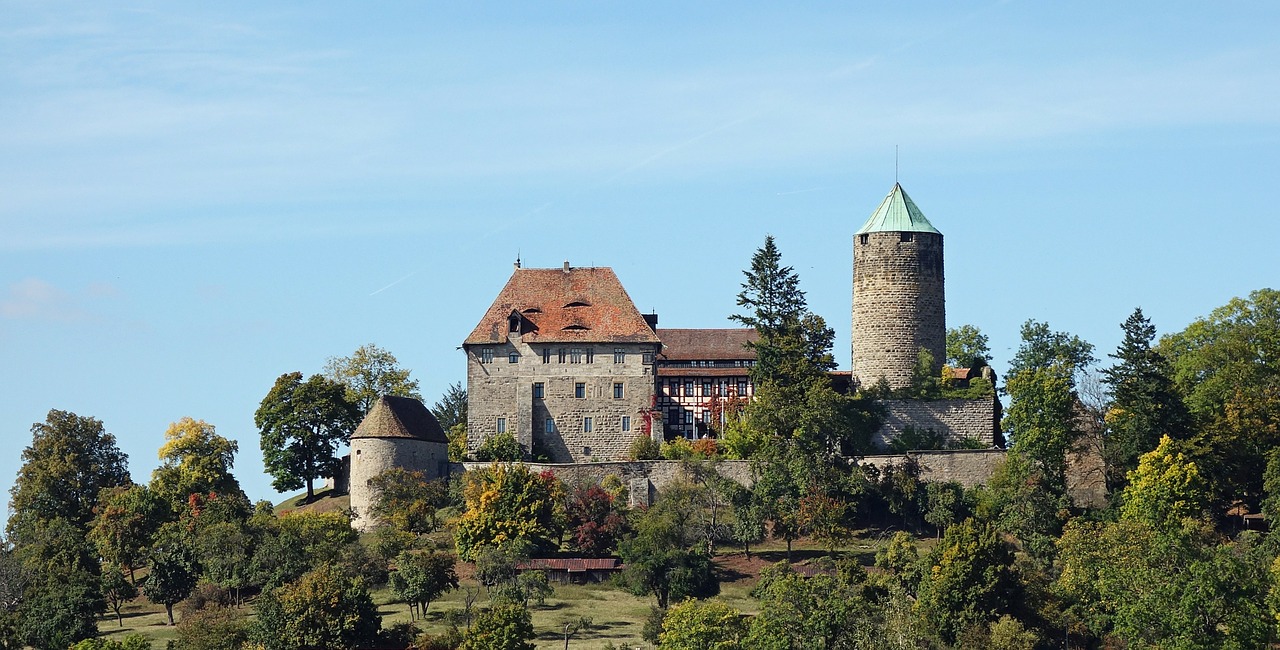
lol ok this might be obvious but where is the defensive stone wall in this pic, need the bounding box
[852,231,945,390]
[876,396,1001,447]
[456,450,1006,505]
[858,449,1007,488]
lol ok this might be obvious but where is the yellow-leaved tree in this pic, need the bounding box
[454,463,565,561]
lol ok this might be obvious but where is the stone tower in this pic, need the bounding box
[349,395,449,532]
[852,183,945,390]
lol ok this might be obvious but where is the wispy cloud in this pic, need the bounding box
[0,278,107,322]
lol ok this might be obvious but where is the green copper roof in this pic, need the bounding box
[856,183,941,235]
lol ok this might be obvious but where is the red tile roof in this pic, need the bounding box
[517,558,622,572]
[657,328,758,361]
[464,266,660,345]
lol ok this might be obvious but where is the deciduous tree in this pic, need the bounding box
[461,603,534,650]
[324,343,422,417]
[255,372,360,500]
[252,565,381,650]
[8,410,131,541]
[389,550,458,620]
[454,464,565,560]
[947,324,992,370]
[88,484,165,584]
[916,518,1020,645]
[151,417,245,504]
[368,468,448,535]
[659,598,746,650]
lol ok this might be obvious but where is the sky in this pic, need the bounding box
[2,1,1278,513]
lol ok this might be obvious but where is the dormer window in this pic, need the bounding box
[509,315,520,332]
[521,307,541,314]
[564,300,591,308]
[562,324,591,331]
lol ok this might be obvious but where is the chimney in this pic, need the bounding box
[563,260,571,273]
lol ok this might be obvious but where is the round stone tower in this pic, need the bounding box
[852,183,945,390]
[349,395,449,532]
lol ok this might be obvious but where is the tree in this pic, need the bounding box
[1006,319,1096,385]
[1159,288,1280,509]
[947,324,992,370]
[99,564,136,627]
[18,578,102,650]
[473,431,523,462]
[461,603,535,650]
[7,410,131,540]
[324,343,422,417]
[432,381,468,432]
[617,492,719,608]
[196,521,253,604]
[915,518,1020,645]
[173,605,249,650]
[368,468,448,535]
[1002,362,1079,491]
[1102,308,1192,490]
[1119,435,1210,531]
[658,598,746,650]
[565,484,626,557]
[797,489,851,558]
[88,484,165,584]
[151,417,245,504]
[252,565,381,650]
[454,464,565,561]
[255,372,360,500]
[143,534,199,625]
[389,551,458,620]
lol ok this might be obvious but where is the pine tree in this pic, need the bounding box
[1101,308,1191,490]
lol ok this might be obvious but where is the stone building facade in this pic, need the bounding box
[349,395,449,531]
[875,397,1003,448]
[852,183,946,391]
[463,262,662,463]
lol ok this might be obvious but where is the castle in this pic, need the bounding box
[343,182,1007,528]
[461,182,999,460]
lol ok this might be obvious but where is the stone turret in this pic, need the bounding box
[349,395,449,531]
[852,183,945,390]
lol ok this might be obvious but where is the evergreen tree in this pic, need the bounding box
[1101,308,1191,490]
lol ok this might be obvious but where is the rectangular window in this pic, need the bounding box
[622,416,631,432]
[585,348,594,363]
[496,418,507,433]
[702,381,712,396]
[684,411,694,424]
[667,380,677,395]
[642,351,654,364]
[575,382,586,398]
[558,348,567,363]
[543,348,551,364]
[613,382,624,399]
[545,418,556,433]
[737,380,748,396]
[583,417,593,432]
[614,348,625,364]
[702,411,711,423]
[569,348,583,364]
[508,352,519,364]
[668,409,679,425]
[533,382,544,399]
[900,232,914,242]
[684,380,695,397]
[860,234,869,245]
[481,348,494,363]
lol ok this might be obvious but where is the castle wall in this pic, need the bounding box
[852,231,945,390]
[875,397,1000,447]
[350,437,448,532]
[466,335,658,463]
[455,450,1005,505]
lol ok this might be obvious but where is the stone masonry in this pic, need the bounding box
[466,337,658,462]
[875,396,1002,448]
[852,230,945,390]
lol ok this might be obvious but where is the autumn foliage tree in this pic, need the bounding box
[454,464,565,561]
[565,484,627,557]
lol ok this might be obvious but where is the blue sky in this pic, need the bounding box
[3,1,1278,511]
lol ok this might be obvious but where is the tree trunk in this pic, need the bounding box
[165,603,175,625]
[786,537,793,562]
[115,605,123,627]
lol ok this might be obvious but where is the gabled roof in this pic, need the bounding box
[464,266,660,345]
[657,328,758,361]
[856,183,941,235]
[351,395,448,443]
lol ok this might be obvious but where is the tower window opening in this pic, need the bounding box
[860,234,868,245]
[900,232,914,242]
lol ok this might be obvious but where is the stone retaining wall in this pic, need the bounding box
[877,397,1001,447]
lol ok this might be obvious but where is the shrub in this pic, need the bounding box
[474,432,523,462]
[628,435,662,460]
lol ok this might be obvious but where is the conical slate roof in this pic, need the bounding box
[856,183,941,235]
[351,395,448,443]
